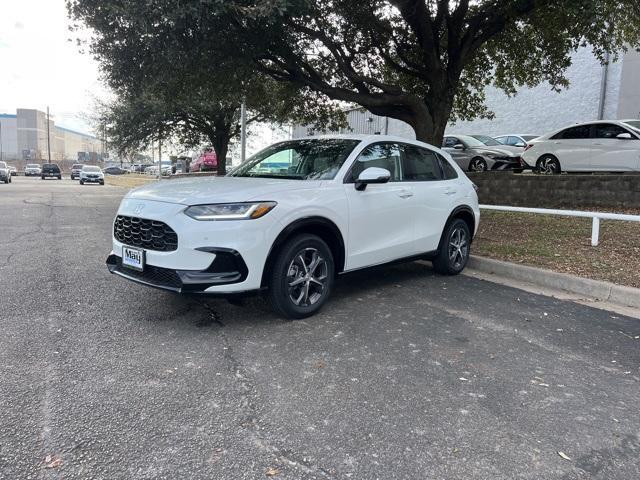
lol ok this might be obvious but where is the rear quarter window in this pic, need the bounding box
[437,154,458,179]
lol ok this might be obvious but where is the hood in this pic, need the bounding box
[126,176,323,205]
[472,146,518,157]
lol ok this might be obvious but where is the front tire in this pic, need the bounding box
[80,180,84,185]
[433,219,471,275]
[268,234,334,319]
[469,157,488,172]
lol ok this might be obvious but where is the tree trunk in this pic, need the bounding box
[211,131,231,176]
[409,97,452,147]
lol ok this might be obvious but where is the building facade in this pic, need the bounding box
[292,47,640,142]
[0,108,103,165]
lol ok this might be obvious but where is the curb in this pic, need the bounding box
[467,256,640,309]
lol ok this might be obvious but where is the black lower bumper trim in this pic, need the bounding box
[106,248,250,294]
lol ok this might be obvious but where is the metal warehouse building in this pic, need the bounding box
[293,47,640,141]
[0,108,103,165]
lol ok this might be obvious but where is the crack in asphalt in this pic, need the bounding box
[199,301,335,478]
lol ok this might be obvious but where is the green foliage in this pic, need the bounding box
[68,0,346,173]
[70,0,640,145]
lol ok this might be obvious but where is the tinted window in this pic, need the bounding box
[437,154,458,179]
[494,136,507,145]
[401,145,442,181]
[443,137,459,148]
[521,135,539,141]
[593,123,634,139]
[347,143,401,183]
[507,136,523,146]
[552,125,591,140]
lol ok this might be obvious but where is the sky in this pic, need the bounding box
[0,0,107,134]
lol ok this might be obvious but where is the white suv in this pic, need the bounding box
[107,135,480,318]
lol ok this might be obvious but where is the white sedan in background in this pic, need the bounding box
[522,120,640,174]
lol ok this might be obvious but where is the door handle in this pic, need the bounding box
[444,188,457,196]
[593,142,603,146]
[398,190,414,199]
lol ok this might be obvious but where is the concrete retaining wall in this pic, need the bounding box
[467,172,640,209]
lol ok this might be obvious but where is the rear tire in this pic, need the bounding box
[80,180,84,185]
[268,234,334,319]
[469,157,488,172]
[433,219,471,275]
[536,155,561,174]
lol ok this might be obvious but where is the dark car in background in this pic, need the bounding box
[71,164,84,180]
[41,163,62,180]
[104,166,128,175]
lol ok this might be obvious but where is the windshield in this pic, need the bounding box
[471,135,501,146]
[457,135,486,148]
[72,164,84,169]
[27,164,40,168]
[622,120,640,131]
[229,139,360,180]
[83,166,101,172]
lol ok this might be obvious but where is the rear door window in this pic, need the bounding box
[552,125,591,140]
[401,145,443,181]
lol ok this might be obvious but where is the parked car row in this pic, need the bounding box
[444,119,640,174]
[441,134,532,172]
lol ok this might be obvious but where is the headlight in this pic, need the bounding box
[184,202,277,221]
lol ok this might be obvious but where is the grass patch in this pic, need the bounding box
[104,174,157,189]
[474,211,640,288]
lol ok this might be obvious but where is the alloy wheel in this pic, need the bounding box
[287,247,328,307]
[448,227,469,269]
[470,158,487,172]
[540,157,557,174]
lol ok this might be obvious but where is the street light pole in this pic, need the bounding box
[46,106,52,164]
[240,101,247,163]
[0,121,3,162]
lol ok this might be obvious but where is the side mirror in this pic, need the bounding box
[453,143,465,150]
[616,132,633,140]
[515,142,526,147]
[355,167,391,191]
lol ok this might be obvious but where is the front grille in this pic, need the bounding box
[114,215,178,252]
[114,257,182,289]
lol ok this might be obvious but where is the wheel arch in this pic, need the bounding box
[441,206,476,247]
[261,216,346,287]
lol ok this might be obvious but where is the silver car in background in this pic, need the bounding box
[442,134,522,172]
[0,161,11,184]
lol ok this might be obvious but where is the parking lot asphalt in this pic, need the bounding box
[1,176,639,480]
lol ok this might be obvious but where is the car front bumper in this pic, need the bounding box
[81,176,104,182]
[107,198,282,294]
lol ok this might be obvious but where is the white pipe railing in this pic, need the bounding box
[479,205,640,247]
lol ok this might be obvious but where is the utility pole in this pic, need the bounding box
[0,120,3,162]
[46,106,52,164]
[240,100,247,163]
[157,136,162,180]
